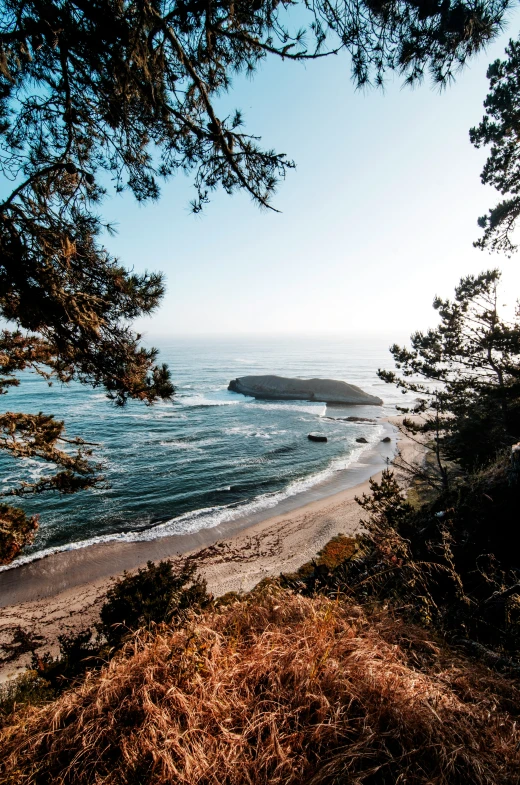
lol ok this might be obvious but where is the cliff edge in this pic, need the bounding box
[228,375,383,405]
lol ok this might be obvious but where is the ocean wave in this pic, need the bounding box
[113,411,183,421]
[159,438,221,451]
[224,425,286,439]
[264,443,298,457]
[0,425,387,573]
[159,439,198,450]
[254,401,326,416]
[182,396,244,408]
[11,457,54,484]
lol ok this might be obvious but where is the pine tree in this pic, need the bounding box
[379,270,520,481]
[471,37,520,254]
[0,0,510,563]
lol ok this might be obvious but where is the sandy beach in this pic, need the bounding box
[0,418,420,682]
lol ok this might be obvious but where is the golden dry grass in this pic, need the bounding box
[1,587,519,784]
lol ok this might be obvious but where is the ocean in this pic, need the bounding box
[0,334,414,568]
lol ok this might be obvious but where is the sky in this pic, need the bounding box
[101,8,520,339]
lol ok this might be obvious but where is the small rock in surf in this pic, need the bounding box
[308,433,328,443]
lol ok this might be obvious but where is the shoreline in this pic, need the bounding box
[0,420,395,605]
[0,417,419,682]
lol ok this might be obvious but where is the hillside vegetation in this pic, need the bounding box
[2,586,520,785]
[1,270,519,783]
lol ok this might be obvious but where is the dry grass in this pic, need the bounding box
[1,586,520,784]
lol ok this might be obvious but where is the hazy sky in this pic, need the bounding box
[102,9,520,339]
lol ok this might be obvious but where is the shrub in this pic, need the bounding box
[0,671,54,725]
[98,559,210,648]
[281,533,359,583]
[28,561,211,692]
[285,466,520,659]
[31,629,102,689]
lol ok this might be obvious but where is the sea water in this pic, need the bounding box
[0,334,414,567]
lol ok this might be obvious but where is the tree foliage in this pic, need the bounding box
[0,0,511,563]
[379,270,520,475]
[471,36,520,253]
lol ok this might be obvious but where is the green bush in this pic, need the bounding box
[31,628,102,688]
[99,560,211,648]
[29,561,211,691]
[0,671,54,724]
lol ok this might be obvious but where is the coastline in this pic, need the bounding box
[0,418,394,575]
[0,417,419,681]
[0,420,395,603]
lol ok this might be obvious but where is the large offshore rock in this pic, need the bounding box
[228,375,383,405]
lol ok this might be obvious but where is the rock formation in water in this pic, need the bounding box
[228,375,383,405]
[308,433,328,442]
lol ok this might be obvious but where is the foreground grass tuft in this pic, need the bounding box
[1,586,519,784]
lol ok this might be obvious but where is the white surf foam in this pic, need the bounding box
[182,395,243,408]
[253,401,327,416]
[159,438,221,451]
